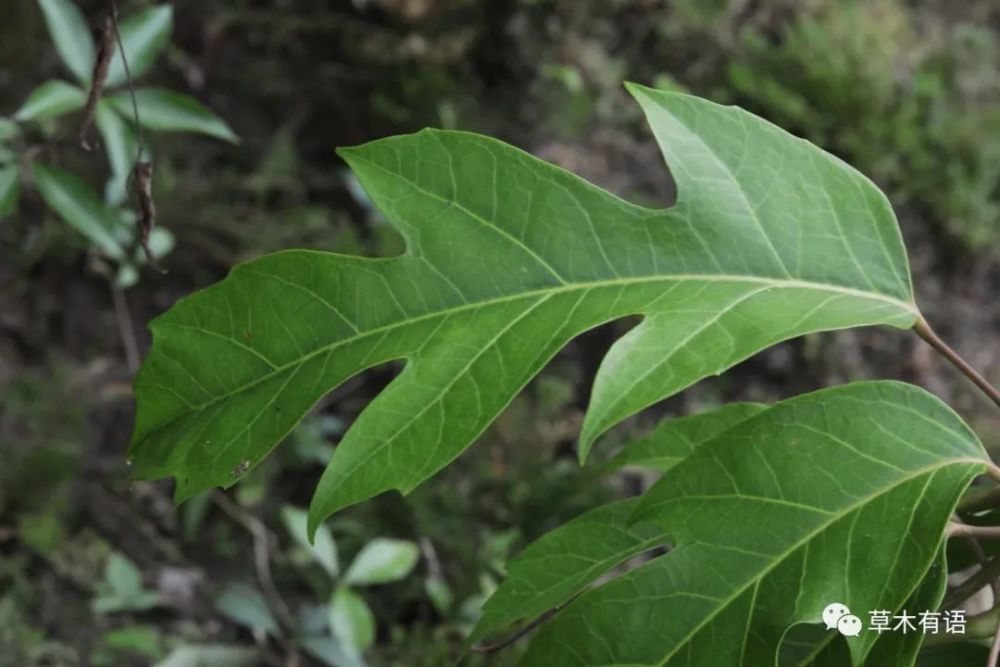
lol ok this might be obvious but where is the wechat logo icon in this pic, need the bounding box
[823,602,862,637]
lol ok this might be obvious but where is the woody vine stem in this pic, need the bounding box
[77,2,159,371]
[107,0,160,271]
[108,0,143,163]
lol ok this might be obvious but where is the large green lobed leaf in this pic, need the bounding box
[471,402,767,645]
[519,382,985,666]
[604,401,767,472]
[469,497,664,646]
[128,87,917,532]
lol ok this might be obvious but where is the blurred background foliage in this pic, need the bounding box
[0,0,998,665]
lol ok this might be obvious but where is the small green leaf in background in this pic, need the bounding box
[329,587,375,654]
[91,552,160,614]
[343,538,419,586]
[0,165,20,218]
[108,88,239,143]
[105,553,146,596]
[33,163,125,259]
[282,505,339,577]
[95,100,141,206]
[115,227,175,289]
[424,576,453,616]
[37,0,95,83]
[105,5,173,88]
[96,625,163,664]
[298,636,367,667]
[147,226,175,257]
[14,80,85,122]
[0,117,19,140]
[155,644,259,667]
[16,511,66,556]
[215,582,279,637]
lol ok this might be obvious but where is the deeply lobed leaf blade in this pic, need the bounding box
[472,402,770,644]
[603,401,767,472]
[519,382,986,666]
[469,498,665,645]
[127,90,918,535]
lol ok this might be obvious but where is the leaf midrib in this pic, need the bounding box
[645,459,981,667]
[137,272,916,440]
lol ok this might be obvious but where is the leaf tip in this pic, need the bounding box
[334,144,356,159]
[306,501,326,544]
[577,408,616,466]
[335,144,369,171]
[576,433,595,467]
[622,80,651,96]
[624,80,698,111]
[171,475,199,506]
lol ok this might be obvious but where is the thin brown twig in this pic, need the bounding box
[471,607,563,653]
[915,315,1000,410]
[211,493,294,626]
[419,536,442,580]
[951,514,1000,604]
[78,15,115,149]
[132,160,163,272]
[87,483,189,564]
[947,523,1000,540]
[941,553,1000,611]
[989,466,1000,485]
[211,492,300,661]
[108,0,164,272]
[961,487,1000,515]
[471,590,587,654]
[968,536,1000,603]
[110,283,139,373]
[108,0,143,162]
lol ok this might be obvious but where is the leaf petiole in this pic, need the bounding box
[915,315,1000,411]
